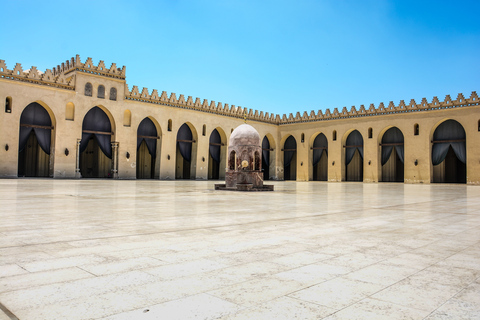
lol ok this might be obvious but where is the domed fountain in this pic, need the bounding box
[215,124,274,191]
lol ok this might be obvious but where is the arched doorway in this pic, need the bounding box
[345,130,363,181]
[312,133,328,181]
[137,118,159,179]
[18,102,54,177]
[432,119,466,183]
[262,136,271,180]
[283,135,297,181]
[208,129,222,179]
[80,107,113,178]
[381,127,404,182]
[176,123,196,179]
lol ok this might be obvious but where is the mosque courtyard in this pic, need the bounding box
[0,179,479,320]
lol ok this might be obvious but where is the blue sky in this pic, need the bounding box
[1,0,478,115]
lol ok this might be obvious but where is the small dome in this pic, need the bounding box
[229,124,260,146]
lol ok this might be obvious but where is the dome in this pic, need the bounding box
[229,124,260,146]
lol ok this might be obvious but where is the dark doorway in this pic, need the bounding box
[283,136,297,181]
[432,120,466,183]
[381,127,404,182]
[176,123,194,179]
[345,130,363,181]
[18,102,52,177]
[208,129,221,179]
[137,118,158,179]
[262,136,270,180]
[312,133,328,181]
[80,107,113,178]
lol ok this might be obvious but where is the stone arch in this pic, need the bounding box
[379,126,404,182]
[430,119,466,183]
[310,132,328,181]
[208,127,227,180]
[79,106,116,178]
[282,134,297,181]
[261,134,276,180]
[343,129,363,181]
[17,101,56,177]
[137,117,161,179]
[176,122,198,179]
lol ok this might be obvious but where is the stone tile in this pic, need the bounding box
[79,257,167,276]
[371,278,461,312]
[219,296,336,319]
[267,251,334,268]
[20,254,108,272]
[288,277,384,309]
[344,263,418,286]
[208,277,305,307]
[103,293,241,320]
[0,267,94,294]
[323,297,430,320]
[424,298,480,320]
[273,264,339,285]
[143,258,228,280]
[0,264,28,278]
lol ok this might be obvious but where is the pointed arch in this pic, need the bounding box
[176,123,198,179]
[261,134,276,180]
[18,101,56,177]
[431,119,466,183]
[79,106,114,178]
[208,127,227,179]
[380,127,404,182]
[311,133,328,181]
[344,130,363,181]
[283,135,297,180]
[137,117,160,179]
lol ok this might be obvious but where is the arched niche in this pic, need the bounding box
[344,129,363,181]
[137,117,161,179]
[79,106,115,178]
[18,101,56,177]
[176,123,198,179]
[431,119,466,183]
[208,127,227,180]
[311,133,328,181]
[380,127,404,182]
[261,133,276,180]
[282,135,297,180]
[123,109,131,127]
[65,102,75,121]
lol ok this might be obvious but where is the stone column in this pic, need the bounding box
[75,139,82,178]
[112,142,119,179]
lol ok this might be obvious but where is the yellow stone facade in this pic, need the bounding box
[1,56,479,184]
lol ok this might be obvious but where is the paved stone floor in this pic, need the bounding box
[0,179,479,320]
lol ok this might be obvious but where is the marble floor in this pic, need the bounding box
[0,179,479,320]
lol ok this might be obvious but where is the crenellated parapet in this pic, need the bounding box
[64,55,126,80]
[124,83,479,125]
[277,91,480,124]
[0,59,75,90]
[0,55,126,91]
[124,84,280,123]
[1,57,478,125]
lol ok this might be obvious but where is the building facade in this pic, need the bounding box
[1,56,479,184]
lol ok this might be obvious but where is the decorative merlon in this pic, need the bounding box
[0,57,478,125]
